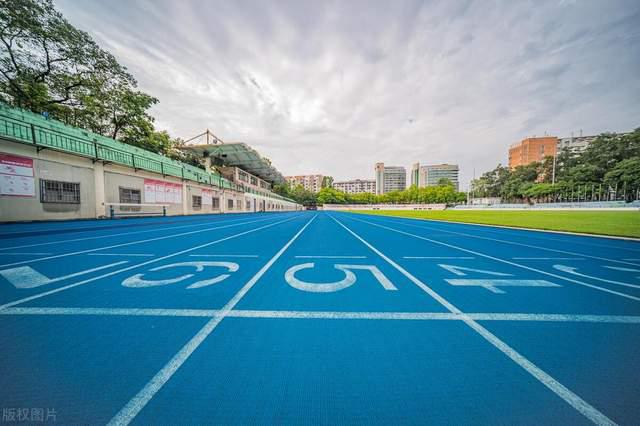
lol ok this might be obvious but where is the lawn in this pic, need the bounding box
[348,209,640,238]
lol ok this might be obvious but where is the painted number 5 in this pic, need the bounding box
[122,261,239,289]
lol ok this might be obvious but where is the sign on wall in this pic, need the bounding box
[143,178,182,204]
[0,153,35,197]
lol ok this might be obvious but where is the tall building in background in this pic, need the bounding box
[375,163,406,195]
[285,174,323,193]
[412,163,459,190]
[333,179,376,194]
[508,137,558,168]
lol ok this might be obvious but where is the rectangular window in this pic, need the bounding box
[250,176,258,186]
[118,187,141,211]
[227,199,234,210]
[192,195,202,210]
[246,200,251,211]
[40,179,80,204]
[212,197,220,209]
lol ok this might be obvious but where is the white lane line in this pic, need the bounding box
[188,254,259,258]
[0,261,128,289]
[107,214,318,426]
[623,259,640,262]
[403,256,474,259]
[0,215,301,311]
[552,265,640,289]
[88,253,154,257]
[351,216,640,302]
[367,214,640,267]
[513,257,585,261]
[294,255,367,259]
[0,215,285,269]
[0,214,279,252]
[0,307,219,317]
[0,252,53,256]
[331,215,615,426]
[2,307,640,324]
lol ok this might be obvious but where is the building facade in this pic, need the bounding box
[333,179,376,194]
[557,135,598,153]
[285,175,324,193]
[508,137,558,168]
[411,163,459,190]
[375,163,406,195]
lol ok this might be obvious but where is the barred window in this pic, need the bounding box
[227,199,234,210]
[192,195,202,210]
[40,180,80,204]
[119,187,141,211]
[212,197,220,209]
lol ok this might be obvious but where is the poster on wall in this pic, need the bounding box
[0,153,35,197]
[143,179,182,204]
[202,189,213,206]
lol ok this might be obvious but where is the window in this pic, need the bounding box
[227,199,234,210]
[40,180,80,204]
[250,176,258,186]
[192,195,202,210]
[246,200,251,211]
[212,197,220,209]
[119,187,141,211]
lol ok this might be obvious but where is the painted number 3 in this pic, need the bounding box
[122,261,239,289]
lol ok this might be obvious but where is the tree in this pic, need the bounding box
[604,157,640,200]
[321,176,334,188]
[0,0,159,145]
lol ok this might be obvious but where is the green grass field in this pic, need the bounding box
[348,209,640,238]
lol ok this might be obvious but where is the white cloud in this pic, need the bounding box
[57,0,640,188]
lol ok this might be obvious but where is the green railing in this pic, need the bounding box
[0,103,297,205]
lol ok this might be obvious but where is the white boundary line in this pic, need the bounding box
[359,214,640,267]
[0,214,276,252]
[107,214,318,426]
[0,215,288,269]
[330,214,615,426]
[0,215,300,311]
[2,306,639,324]
[349,216,640,302]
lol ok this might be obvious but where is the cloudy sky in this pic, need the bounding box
[57,0,640,188]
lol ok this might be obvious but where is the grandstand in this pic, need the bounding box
[0,103,300,222]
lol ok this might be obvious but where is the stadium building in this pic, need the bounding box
[0,104,300,222]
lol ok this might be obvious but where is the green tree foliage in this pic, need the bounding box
[471,129,640,202]
[0,0,171,153]
[321,176,334,188]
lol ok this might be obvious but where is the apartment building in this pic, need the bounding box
[286,174,324,193]
[374,163,406,195]
[333,179,376,194]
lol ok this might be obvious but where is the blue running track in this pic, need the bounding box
[1,211,639,425]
